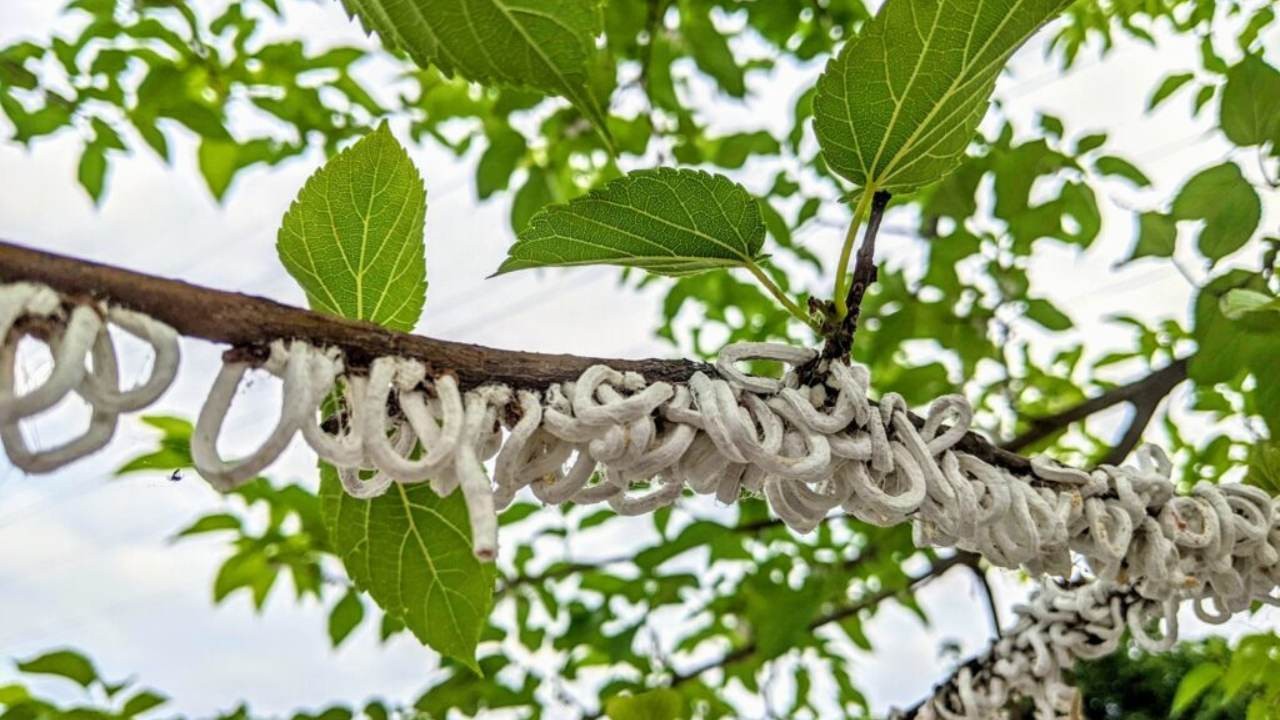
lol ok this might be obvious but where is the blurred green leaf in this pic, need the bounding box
[16,650,98,688]
[605,689,684,720]
[340,0,613,141]
[1219,55,1280,147]
[1172,162,1260,263]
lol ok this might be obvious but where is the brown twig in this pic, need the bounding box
[818,190,893,364]
[1001,357,1190,454]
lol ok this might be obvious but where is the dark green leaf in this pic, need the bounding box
[328,589,365,647]
[1219,55,1280,147]
[1024,298,1072,331]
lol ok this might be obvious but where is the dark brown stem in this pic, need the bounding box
[0,240,1036,474]
[819,190,892,364]
[1001,357,1190,454]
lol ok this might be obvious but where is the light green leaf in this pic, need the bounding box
[496,168,767,276]
[1171,162,1261,263]
[511,166,556,233]
[340,0,612,141]
[605,689,685,720]
[16,650,98,688]
[320,466,495,673]
[328,588,365,647]
[1221,289,1280,320]
[1148,72,1195,110]
[1171,662,1223,716]
[276,123,427,332]
[1093,155,1151,187]
[1122,211,1177,264]
[813,0,1071,191]
[198,138,237,201]
[121,690,168,717]
[1219,55,1280,147]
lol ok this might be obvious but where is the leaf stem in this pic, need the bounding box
[832,187,875,320]
[746,261,819,330]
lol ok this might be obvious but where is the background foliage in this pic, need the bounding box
[1,0,1278,717]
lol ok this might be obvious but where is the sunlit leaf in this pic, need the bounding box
[813,0,1071,191]
[496,168,767,276]
[276,123,427,332]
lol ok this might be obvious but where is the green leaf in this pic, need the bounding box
[1122,211,1177,263]
[1219,55,1280,147]
[1093,155,1150,187]
[496,168,767,276]
[1024,297,1072,331]
[1171,162,1261,263]
[121,690,168,717]
[1148,72,1195,110]
[1171,662,1223,716]
[340,0,612,142]
[1074,132,1107,154]
[276,124,427,332]
[16,650,98,688]
[476,127,527,200]
[198,138,238,201]
[511,166,556,233]
[605,689,685,720]
[328,589,365,647]
[1221,289,1280,320]
[812,0,1071,191]
[77,143,107,204]
[174,513,242,538]
[320,466,495,673]
[680,1,745,97]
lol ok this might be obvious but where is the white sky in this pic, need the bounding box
[0,0,1277,718]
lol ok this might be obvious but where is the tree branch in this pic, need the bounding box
[663,551,973,689]
[0,240,1037,475]
[1001,356,1190,454]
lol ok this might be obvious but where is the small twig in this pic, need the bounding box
[1001,357,1190,453]
[819,190,892,363]
[661,551,971,689]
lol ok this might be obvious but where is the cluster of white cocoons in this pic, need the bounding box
[899,581,1167,720]
[4,280,1280,713]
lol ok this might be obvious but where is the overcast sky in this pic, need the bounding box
[0,0,1277,717]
